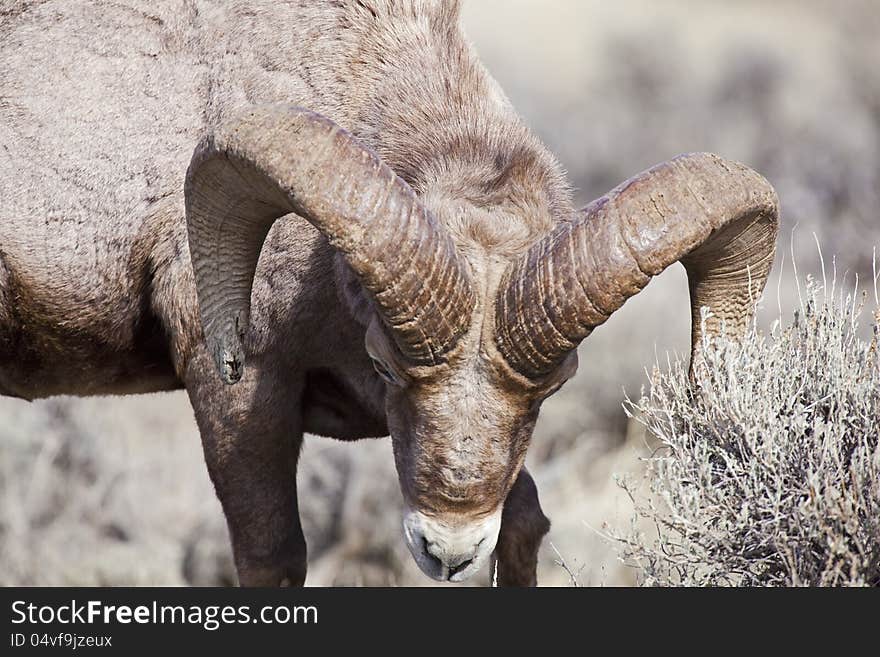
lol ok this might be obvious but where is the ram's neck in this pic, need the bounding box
[331,2,574,251]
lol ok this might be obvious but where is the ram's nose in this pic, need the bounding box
[402,508,502,582]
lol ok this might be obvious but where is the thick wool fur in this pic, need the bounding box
[0,0,572,394]
[0,1,566,585]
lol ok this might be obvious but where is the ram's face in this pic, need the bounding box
[186,106,779,586]
[365,317,578,582]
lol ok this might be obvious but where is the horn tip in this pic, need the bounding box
[214,343,245,385]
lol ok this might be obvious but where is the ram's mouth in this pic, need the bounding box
[402,507,501,583]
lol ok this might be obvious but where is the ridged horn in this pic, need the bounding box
[186,104,476,383]
[495,153,779,378]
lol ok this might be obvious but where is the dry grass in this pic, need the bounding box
[1,0,878,586]
[617,280,880,586]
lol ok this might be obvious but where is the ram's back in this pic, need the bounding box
[0,1,337,261]
[0,0,535,397]
[0,1,347,396]
[2,2,193,242]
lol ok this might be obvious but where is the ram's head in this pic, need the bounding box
[186,105,778,582]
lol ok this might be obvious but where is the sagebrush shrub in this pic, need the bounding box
[618,278,880,586]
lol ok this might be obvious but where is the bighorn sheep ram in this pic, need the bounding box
[0,0,778,586]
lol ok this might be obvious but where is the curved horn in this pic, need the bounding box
[186,105,476,383]
[495,153,778,378]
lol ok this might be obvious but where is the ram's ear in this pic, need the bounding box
[535,350,579,397]
[557,350,579,382]
[185,104,477,383]
[494,153,778,379]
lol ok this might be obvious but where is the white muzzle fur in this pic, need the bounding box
[402,507,502,582]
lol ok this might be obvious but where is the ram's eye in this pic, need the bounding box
[371,358,401,385]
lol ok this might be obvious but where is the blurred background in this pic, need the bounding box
[1,0,877,586]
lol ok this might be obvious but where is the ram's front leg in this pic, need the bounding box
[491,468,550,587]
[185,350,307,587]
